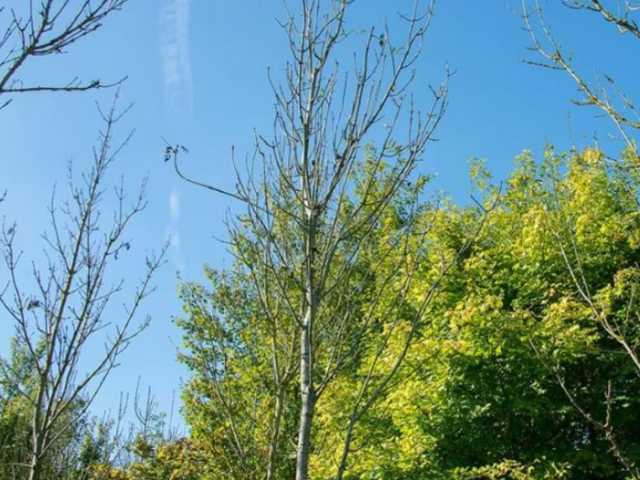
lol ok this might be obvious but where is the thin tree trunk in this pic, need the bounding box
[296,119,318,480]
[335,421,355,480]
[28,392,46,480]
[295,312,315,480]
[28,458,40,480]
[28,433,44,480]
[266,388,285,480]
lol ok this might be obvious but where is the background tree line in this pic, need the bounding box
[1,0,640,479]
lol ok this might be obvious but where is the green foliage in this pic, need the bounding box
[322,147,640,480]
[175,268,299,480]
[453,459,571,479]
[0,338,115,480]
[0,338,33,479]
[106,437,209,480]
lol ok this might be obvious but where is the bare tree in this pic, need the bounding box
[522,0,640,155]
[174,1,487,479]
[0,94,166,480]
[0,0,129,110]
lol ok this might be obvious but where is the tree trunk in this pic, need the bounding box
[28,398,45,480]
[296,146,318,480]
[28,438,43,480]
[266,388,285,480]
[295,315,315,480]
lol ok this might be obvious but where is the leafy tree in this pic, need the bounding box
[521,2,640,473]
[177,267,299,480]
[124,437,209,480]
[319,147,640,479]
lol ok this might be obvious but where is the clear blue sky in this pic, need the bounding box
[0,0,638,425]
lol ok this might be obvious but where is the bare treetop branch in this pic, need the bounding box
[0,0,129,109]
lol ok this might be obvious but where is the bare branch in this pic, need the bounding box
[522,0,640,154]
[0,0,129,109]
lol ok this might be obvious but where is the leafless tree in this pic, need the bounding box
[0,94,166,480]
[0,0,129,110]
[173,1,487,479]
[522,0,640,155]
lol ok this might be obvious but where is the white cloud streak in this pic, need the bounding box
[169,188,180,221]
[167,188,185,273]
[160,0,194,115]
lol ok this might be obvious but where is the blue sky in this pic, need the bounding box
[0,0,638,425]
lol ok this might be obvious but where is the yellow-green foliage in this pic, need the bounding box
[313,147,640,479]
